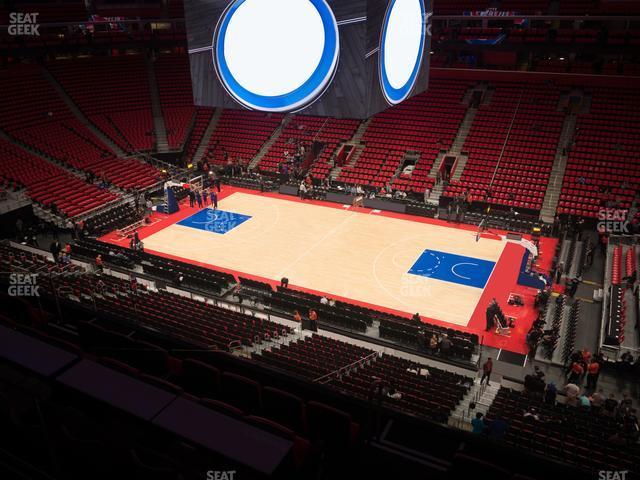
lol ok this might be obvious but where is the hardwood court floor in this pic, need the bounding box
[141,192,508,326]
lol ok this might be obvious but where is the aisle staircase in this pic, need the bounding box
[248,114,293,170]
[326,117,372,180]
[448,374,501,431]
[40,65,127,157]
[329,144,365,180]
[147,57,169,153]
[539,113,577,223]
[425,104,478,203]
[191,108,222,165]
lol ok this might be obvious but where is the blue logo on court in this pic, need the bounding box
[177,208,251,234]
[408,249,495,289]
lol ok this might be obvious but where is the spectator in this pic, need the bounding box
[524,372,545,400]
[439,334,452,358]
[622,410,640,445]
[566,277,580,297]
[387,387,402,400]
[233,284,243,303]
[471,412,485,434]
[586,359,600,390]
[95,254,104,273]
[293,310,302,322]
[523,407,541,421]
[486,415,508,440]
[618,393,633,417]
[308,309,318,332]
[564,383,580,407]
[544,382,557,405]
[480,358,493,386]
[578,394,591,409]
[526,327,543,355]
[49,240,61,261]
[603,394,619,417]
[590,389,606,411]
[428,334,439,355]
[567,360,584,384]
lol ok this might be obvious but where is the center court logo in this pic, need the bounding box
[8,13,40,36]
[8,273,40,297]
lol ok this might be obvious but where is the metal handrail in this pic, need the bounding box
[313,350,380,384]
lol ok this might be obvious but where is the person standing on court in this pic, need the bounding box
[481,357,493,386]
[485,299,498,331]
[188,189,195,207]
[210,189,218,210]
[195,189,203,208]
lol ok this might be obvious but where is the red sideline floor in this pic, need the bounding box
[99,185,558,355]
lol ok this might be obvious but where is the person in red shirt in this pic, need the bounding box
[293,310,302,323]
[586,360,600,390]
[308,309,318,332]
[95,254,103,273]
[481,358,493,386]
[581,347,592,363]
[567,361,584,384]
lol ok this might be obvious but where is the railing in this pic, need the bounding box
[313,350,381,384]
[70,164,188,222]
[228,340,242,353]
[117,219,146,237]
[488,88,523,189]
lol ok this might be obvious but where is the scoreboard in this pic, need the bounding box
[184,0,432,118]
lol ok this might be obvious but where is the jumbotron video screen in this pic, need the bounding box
[184,0,432,118]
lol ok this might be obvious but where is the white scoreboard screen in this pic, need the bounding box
[185,0,432,118]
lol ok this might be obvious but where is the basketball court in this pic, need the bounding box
[100,186,557,354]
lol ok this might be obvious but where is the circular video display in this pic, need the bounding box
[379,0,426,105]
[214,0,339,112]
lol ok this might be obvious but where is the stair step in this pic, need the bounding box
[41,64,126,157]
